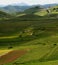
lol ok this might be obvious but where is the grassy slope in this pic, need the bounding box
[4,21,58,65]
[4,45,58,65]
[0,16,58,45]
[0,7,58,65]
[0,11,11,18]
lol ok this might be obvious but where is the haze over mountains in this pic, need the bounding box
[0,3,58,14]
[0,3,30,14]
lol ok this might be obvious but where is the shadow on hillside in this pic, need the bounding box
[0,11,11,18]
[45,13,58,18]
[10,14,44,21]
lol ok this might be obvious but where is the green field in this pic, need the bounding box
[0,5,58,65]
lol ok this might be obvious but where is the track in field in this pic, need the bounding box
[0,50,27,64]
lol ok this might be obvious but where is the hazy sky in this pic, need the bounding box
[0,0,58,5]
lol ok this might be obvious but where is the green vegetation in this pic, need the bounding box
[0,5,58,65]
[0,11,11,18]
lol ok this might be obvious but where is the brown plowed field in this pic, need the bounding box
[0,50,27,64]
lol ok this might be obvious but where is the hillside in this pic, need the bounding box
[0,13,58,45]
[0,6,58,45]
[0,5,58,65]
[0,5,31,14]
[0,11,11,18]
[24,6,42,14]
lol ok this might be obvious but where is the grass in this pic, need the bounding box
[4,45,58,65]
[0,9,58,65]
[15,60,58,65]
[3,31,58,65]
[34,9,47,16]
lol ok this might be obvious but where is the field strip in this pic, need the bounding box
[0,50,12,56]
[0,50,27,65]
[0,35,19,39]
[0,33,21,39]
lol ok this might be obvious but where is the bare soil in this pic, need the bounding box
[0,50,27,64]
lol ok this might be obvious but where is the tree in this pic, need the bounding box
[46,9,50,13]
[53,43,57,46]
[53,8,56,11]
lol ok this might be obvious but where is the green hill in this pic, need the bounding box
[0,5,58,65]
[0,14,58,46]
[16,5,58,17]
[24,6,43,14]
[0,11,11,18]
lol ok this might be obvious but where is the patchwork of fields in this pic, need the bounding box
[0,6,58,65]
[0,18,58,65]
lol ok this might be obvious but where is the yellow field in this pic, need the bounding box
[0,33,20,39]
[0,50,12,56]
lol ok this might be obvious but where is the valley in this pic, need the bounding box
[0,4,58,65]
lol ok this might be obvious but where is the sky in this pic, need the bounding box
[0,0,58,6]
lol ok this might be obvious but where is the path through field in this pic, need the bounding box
[0,50,27,65]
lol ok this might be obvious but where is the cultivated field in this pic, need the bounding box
[0,6,58,65]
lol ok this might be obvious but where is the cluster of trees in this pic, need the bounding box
[53,8,58,12]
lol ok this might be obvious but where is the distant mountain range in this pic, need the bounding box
[0,5,31,14]
[0,3,58,14]
[42,3,58,8]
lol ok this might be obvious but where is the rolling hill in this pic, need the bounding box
[0,5,31,14]
[24,6,43,14]
[0,11,11,18]
[0,4,58,65]
[0,3,58,15]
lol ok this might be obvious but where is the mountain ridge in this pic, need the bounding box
[0,3,58,14]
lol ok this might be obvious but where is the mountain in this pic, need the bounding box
[0,3,58,15]
[43,3,58,8]
[0,5,31,14]
[11,3,29,6]
[0,3,31,14]
[24,6,43,14]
